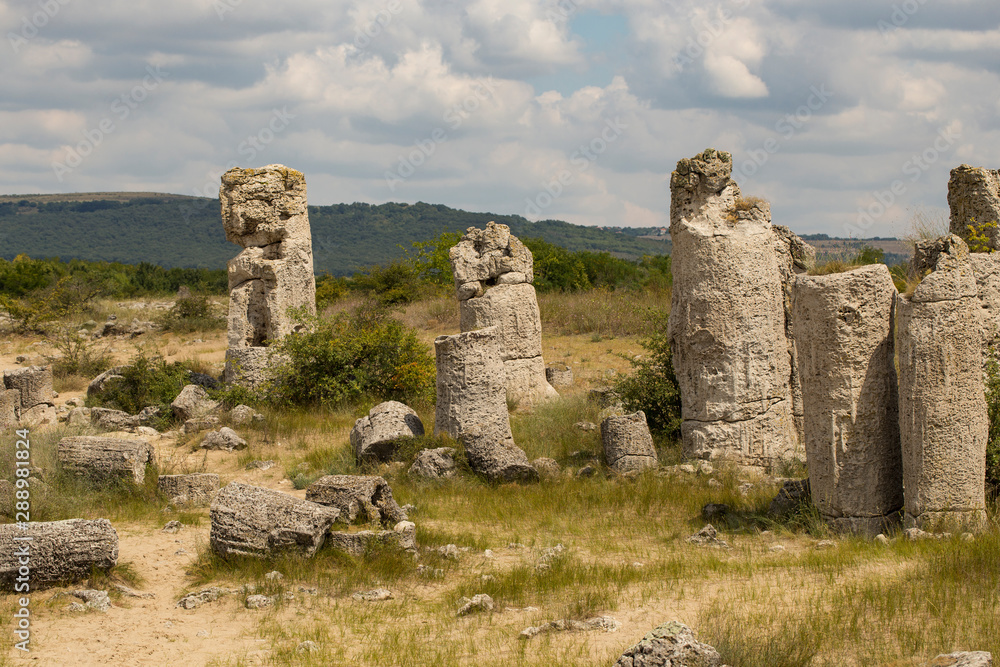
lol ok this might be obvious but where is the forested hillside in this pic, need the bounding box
[0,194,669,274]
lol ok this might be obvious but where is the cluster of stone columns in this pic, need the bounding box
[670,149,991,533]
[219,165,316,387]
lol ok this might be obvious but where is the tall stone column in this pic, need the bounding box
[219,165,316,388]
[896,235,987,532]
[792,264,902,534]
[668,148,799,468]
[948,164,1000,248]
[449,222,557,406]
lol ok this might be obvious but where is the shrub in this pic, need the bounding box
[315,274,348,310]
[613,311,682,441]
[89,351,191,425]
[158,294,225,333]
[267,303,435,407]
[965,218,997,253]
[353,260,424,305]
[47,328,114,379]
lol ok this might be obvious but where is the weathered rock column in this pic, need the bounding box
[434,327,537,482]
[948,164,1000,248]
[220,165,316,388]
[668,148,799,468]
[896,235,987,531]
[791,264,902,534]
[450,222,557,406]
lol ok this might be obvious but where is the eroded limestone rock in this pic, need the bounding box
[220,165,316,386]
[57,436,156,485]
[601,411,658,474]
[209,482,340,559]
[305,475,407,526]
[0,519,118,590]
[669,148,798,468]
[791,264,902,534]
[896,235,987,531]
[171,384,220,423]
[158,474,220,507]
[434,328,536,483]
[350,401,425,464]
[613,620,723,667]
[326,521,417,556]
[3,365,53,411]
[948,164,1000,249]
[0,389,19,428]
[408,447,457,479]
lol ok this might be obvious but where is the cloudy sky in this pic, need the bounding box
[1,0,998,237]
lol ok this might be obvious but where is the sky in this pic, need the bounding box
[1,0,999,238]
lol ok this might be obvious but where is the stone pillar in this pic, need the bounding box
[791,264,902,534]
[449,222,557,406]
[948,164,1000,249]
[219,165,316,387]
[896,235,987,531]
[602,411,658,474]
[668,148,799,468]
[434,327,537,482]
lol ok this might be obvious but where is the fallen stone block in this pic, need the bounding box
[3,365,53,411]
[158,473,221,507]
[210,482,340,559]
[408,447,457,480]
[326,521,416,557]
[305,475,407,526]
[0,388,19,428]
[57,436,156,485]
[89,407,138,431]
[350,401,424,464]
[201,427,247,451]
[171,384,220,422]
[0,519,118,590]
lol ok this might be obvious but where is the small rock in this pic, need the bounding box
[438,544,460,560]
[708,478,722,488]
[196,630,209,638]
[769,478,811,516]
[678,464,697,474]
[352,589,393,602]
[574,421,597,432]
[701,503,730,522]
[874,534,890,545]
[245,595,274,610]
[245,459,276,470]
[67,602,88,612]
[162,520,184,534]
[698,461,713,474]
[531,457,561,480]
[687,524,730,549]
[201,427,247,451]
[264,571,283,581]
[483,549,494,559]
[114,583,155,599]
[457,593,494,616]
[177,587,230,610]
[297,641,319,654]
[576,465,598,478]
[928,652,993,667]
[769,545,786,552]
[229,404,264,426]
[961,532,975,543]
[815,540,836,550]
[72,589,111,612]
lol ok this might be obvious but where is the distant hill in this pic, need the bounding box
[0,194,669,275]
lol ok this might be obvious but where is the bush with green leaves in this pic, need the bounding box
[613,312,682,441]
[47,328,113,379]
[267,303,435,407]
[158,294,225,333]
[88,351,192,427]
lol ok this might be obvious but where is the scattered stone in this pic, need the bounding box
[613,620,723,667]
[408,447,458,479]
[669,149,799,467]
[87,366,125,399]
[88,407,138,432]
[245,594,274,610]
[545,363,573,387]
[264,570,283,581]
[184,415,221,434]
[904,527,950,542]
[172,385,219,424]
[306,475,407,526]
[209,482,340,559]
[874,534,890,545]
[576,465,598,478]
[520,616,619,640]
[67,602,88,612]
[114,583,155,599]
[196,630,209,638]
[708,478,722,488]
[457,593,494,616]
[57,436,156,485]
[159,473,220,507]
[588,387,621,409]
[350,401,425,464]
[677,464,696,474]
[602,411,658,474]
[574,421,597,432]
[200,427,247,451]
[0,519,118,590]
[898,235,987,532]
[815,540,836,550]
[229,404,264,426]
[72,589,111,612]
[177,587,231,609]
[19,403,57,426]
[435,327,537,483]
[687,524,729,549]
[929,652,993,667]
[701,503,730,522]
[352,588,393,602]
[438,544,461,560]
[297,641,319,654]
[327,520,417,556]
[531,457,561,480]
[769,478,811,516]
[3,365,54,411]
[769,545,786,552]
[162,521,184,534]
[245,459,276,471]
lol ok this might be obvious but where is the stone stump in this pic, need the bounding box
[350,401,425,464]
[0,519,118,590]
[791,264,902,534]
[896,235,987,531]
[545,363,574,387]
[601,412,658,474]
[57,436,156,485]
[3,365,53,411]
[210,482,340,559]
[668,148,799,468]
[220,165,316,387]
[434,327,537,482]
